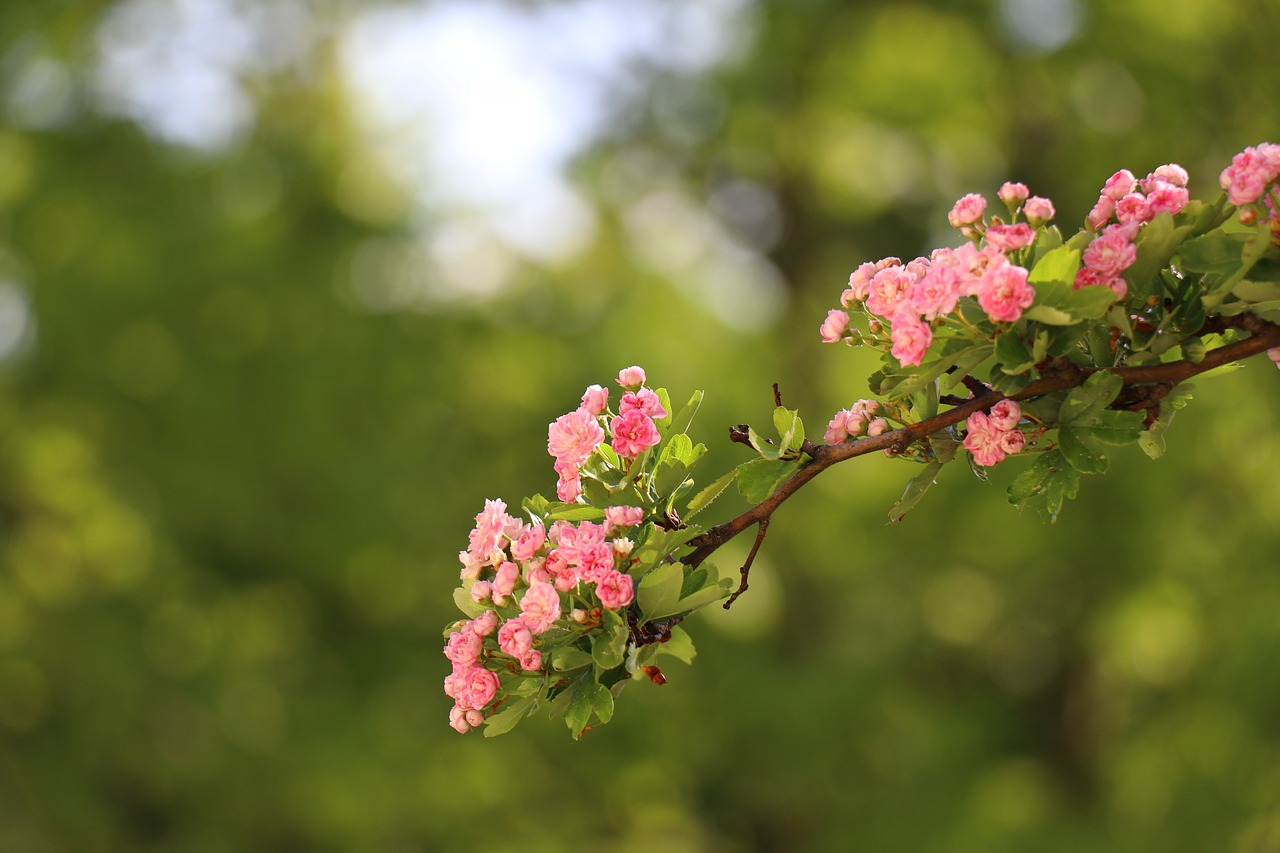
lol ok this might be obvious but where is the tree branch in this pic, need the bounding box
[685,313,1280,570]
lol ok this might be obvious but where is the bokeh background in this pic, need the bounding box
[2,0,1280,850]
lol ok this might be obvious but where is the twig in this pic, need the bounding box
[724,518,768,610]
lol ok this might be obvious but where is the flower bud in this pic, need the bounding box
[1182,338,1206,364]
[570,608,588,624]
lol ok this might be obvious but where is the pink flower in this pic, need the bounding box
[458,549,483,582]
[988,400,1022,431]
[1086,196,1116,231]
[575,542,615,584]
[580,384,609,415]
[999,429,1026,455]
[1220,144,1280,205]
[472,611,499,637]
[610,410,661,459]
[451,664,500,711]
[998,182,1029,207]
[510,523,546,563]
[612,537,634,558]
[617,366,647,388]
[1082,225,1138,277]
[1268,347,1280,368]
[963,411,1006,467]
[449,704,472,734]
[605,506,644,529]
[1023,196,1055,224]
[555,463,582,502]
[596,570,635,610]
[445,628,483,666]
[866,417,889,436]
[865,266,914,318]
[519,582,562,635]
[470,580,493,603]
[820,309,850,343]
[1144,164,1188,189]
[843,262,878,305]
[548,409,605,467]
[977,264,1035,323]
[906,264,960,320]
[519,650,543,672]
[497,619,533,657]
[1146,182,1189,216]
[1101,169,1137,201]
[823,409,867,444]
[889,311,932,367]
[620,387,668,420]
[948,193,987,228]
[985,223,1036,253]
[1115,193,1153,225]
[492,561,519,599]
[468,499,512,566]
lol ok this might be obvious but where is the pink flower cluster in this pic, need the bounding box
[962,400,1025,467]
[825,185,1056,366]
[446,497,648,733]
[823,399,888,444]
[1075,222,1139,299]
[1085,165,1191,231]
[547,366,666,501]
[1219,143,1280,206]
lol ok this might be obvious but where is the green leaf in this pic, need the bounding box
[1125,213,1195,300]
[685,466,739,518]
[673,581,731,614]
[889,342,992,399]
[994,331,1035,375]
[666,389,704,437]
[636,561,684,621]
[452,586,488,619]
[483,697,535,738]
[565,672,597,739]
[591,628,626,670]
[1027,245,1081,285]
[1059,372,1122,425]
[773,406,805,453]
[736,458,801,504]
[652,457,691,501]
[1024,280,1117,325]
[887,460,945,523]
[551,645,594,672]
[589,681,614,724]
[654,387,674,431]
[1059,427,1109,473]
[1007,449,1079,522]
[522,494,551,523]
[1233,278,1280,303]
[580,476,611,508]
[544,503,607,522]
[656,625,697,665]
[746,425,780,460]
[1139,383,1194,459]
[1178,231,1249,274]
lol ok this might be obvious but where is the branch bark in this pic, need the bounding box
[684,313,1280,569]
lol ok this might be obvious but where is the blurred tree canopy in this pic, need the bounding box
[2,0,1280,850]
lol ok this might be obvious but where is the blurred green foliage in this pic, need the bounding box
[2,0,1280,850]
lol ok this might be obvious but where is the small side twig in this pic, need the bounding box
[773,383,783,407]
[724,518,769,609]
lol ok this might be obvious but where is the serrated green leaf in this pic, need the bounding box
[1059,372,1122,424]
[1059,427,1109,473]
[589,681,614,723]
[544,503,608,522]
[685,466,739,518]
[666,389,704,436]
[746,425,780,460]
[636,561,684,621]
[483,697,535,738]
[736,458,801,504]
[887,460,945,523]
[656,625,697,665]
[1232,278,1280,303]
[522,494,551,523]
[580,476,611,507]
[673,582,730,614]
[1024,281,1117,325]
[1125,213,1194,300]
[773,406,805,452]
[654,387,674,430]
[1139,383,1195,459]
[889,342,992,400]
[653,457,690,500]
[1178,231,1249,274]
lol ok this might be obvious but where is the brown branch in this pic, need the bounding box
[723,518,769,610]
[685,313,1280,570]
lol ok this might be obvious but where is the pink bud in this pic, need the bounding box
[866,417,889,436]
[998,182,1029,206]
[820,309,850,343]
[1023,196,1055,224]
[470,581,493,603]
[580,384,609,415]
[617,366,646,388]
